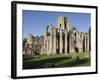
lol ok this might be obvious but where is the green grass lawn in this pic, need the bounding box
[23,52,90,69]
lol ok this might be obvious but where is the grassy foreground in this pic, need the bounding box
[23,52,90,69]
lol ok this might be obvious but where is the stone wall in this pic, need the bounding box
[23,16,91,56]
[23,34,44,56]
[43,16,90,55]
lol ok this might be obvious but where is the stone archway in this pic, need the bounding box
[46,24,53,33]
[74,47,79,53]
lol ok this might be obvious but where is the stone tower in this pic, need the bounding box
[58,16,70,32]
[27,33,33,45]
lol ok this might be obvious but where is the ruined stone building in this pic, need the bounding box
[43,16,91,55]
[23,34,44,56]
[23,16,91,56]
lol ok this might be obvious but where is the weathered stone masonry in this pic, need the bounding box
[43,16,90,55]
[23,16,91,55]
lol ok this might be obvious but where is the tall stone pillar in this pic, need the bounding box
[43,29,47,54]
[86,34,89,52]
[80,33,83,52]
[82,33,84,52]
[53,28,56,54]
[65,17,70,32]
[57,29,60,54]
[43,35,46,54]
[47,37,50,54]
[65,30,68,54]
[60,29,63,54]
[69,32,72,53]
[58,16,64,29]
[77,33,81,52]
[72,34,74,52]
[84,34,87,52]
[77,33,79,49]
[49,29,53,54]
[49,35,52,54]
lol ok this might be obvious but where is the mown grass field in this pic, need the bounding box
[23,52,90,69]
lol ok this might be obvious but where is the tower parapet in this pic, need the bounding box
[58,16,70,32]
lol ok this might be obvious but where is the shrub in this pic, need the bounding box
[44,63,55,68]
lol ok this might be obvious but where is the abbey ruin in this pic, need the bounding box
[23,16,91,56]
